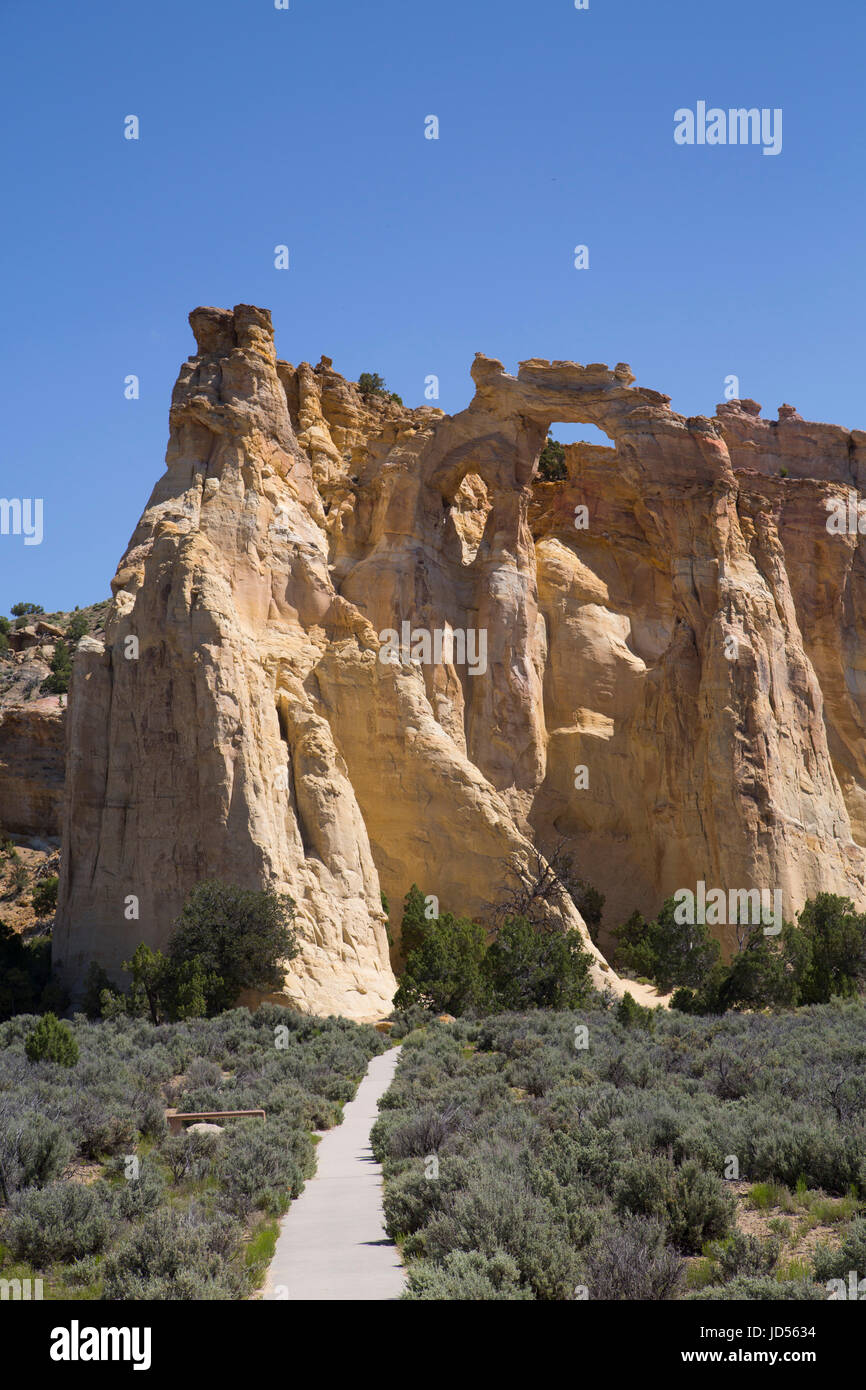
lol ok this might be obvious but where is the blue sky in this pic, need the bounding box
[1,0,863,612]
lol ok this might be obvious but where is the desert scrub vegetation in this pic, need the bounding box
[616,891,866,1011]
[85,880,300,1025]
[0,918,55,1020]
[536,436,568,482]
[393,875,597,1014]
[374,1000,866,1300]
[0,1004,386,1298]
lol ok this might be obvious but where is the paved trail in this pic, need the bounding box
[263,1046,405,1301]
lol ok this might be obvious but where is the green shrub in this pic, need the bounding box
[617,899,721,994]
[121,942,217,1024]
[40,639,73,695]
[537,437,567,482]
[160,1129,220,1184]
[0,923,52,1020]
[482,916,592,1010]
[168,881,298,1014]
[572,881,605,944]
[113,1157,166,1219]
[63,1254,103,1290]
[615,1154,673,1222]
[668,893,866,1013]
[811,1218,866,1284]
[3,1182,113,1264]
[358,372,388,399]
[404,1249,532,1300]
[382,1159,477,1241]
[31,876,58,917]
[6,862,28,894]
[420,1165,582,1299]
[785,893,866,1004]
[708,1230,780,1281]
[388,1003,436,1039]
[670,986,700,1013]
[666,1161,734,1253]
[399,884,431,960]
[82,962,114,1020]
[385,1105,464,1159]
[615,992,656,1030]
[580,1217,684,1300]
[614,910,657,977]
[719,927,796,1010]
[395,912,487,1014]
[216,1118,313,1215]
[100,1206,244,1300]
[0,1113,73,1199]
[72,1099,137,1159]
[136,1097,168,1144]
[25,1012,79,1066]
[396,904,593,1016]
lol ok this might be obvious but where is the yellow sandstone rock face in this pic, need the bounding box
[0,699,65,840]
[52,306,866,1014]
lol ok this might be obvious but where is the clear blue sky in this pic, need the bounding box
[1,0,863,613]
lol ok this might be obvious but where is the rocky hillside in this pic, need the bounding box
[32,303,866,1019]
[0,602,108,933]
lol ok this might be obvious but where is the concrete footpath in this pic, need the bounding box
[263,1046,405,1301]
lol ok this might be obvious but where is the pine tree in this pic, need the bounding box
[400,884,430,957]
[25,1013,79,1066]
[40,639,73,695]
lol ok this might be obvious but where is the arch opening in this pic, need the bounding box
[536,422,616,482]
[444,472,492,566]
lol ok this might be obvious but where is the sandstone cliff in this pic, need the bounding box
[50,305,866,1015]
[0,602,110,848]
[0,699,65,841]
